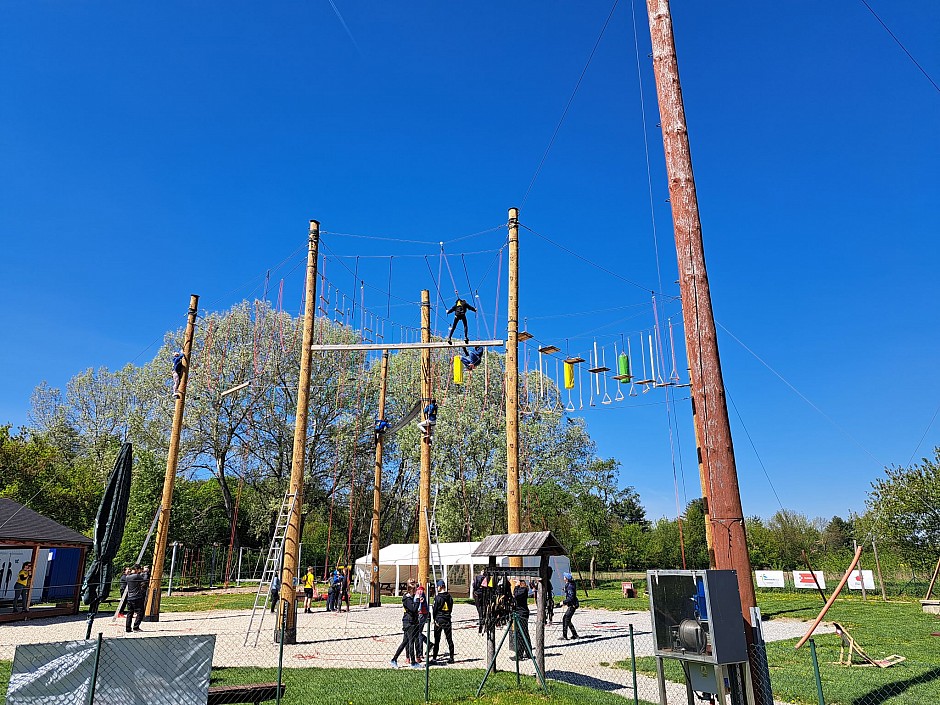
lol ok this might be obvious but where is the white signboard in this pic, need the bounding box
[847,569,875,590]
[792,570,826,590]
[754,570,786,588]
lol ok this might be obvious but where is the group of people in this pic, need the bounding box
[118,564,150,632]
[390,579,455,668]
[268,567,351,614]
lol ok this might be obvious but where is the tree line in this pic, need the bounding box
[1,300,937,581]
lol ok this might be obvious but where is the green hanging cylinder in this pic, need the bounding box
[618,352,630,382]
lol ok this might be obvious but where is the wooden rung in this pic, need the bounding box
[636,378,654,385]
[518,331,533,342]
[564,356,585,364]
[588,366,610,374]
[612,374,632,381]
[538,345,560,354]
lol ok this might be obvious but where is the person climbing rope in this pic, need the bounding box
[171,350,185,399]
[459,346,484,371]
[446,297,476,345]
[416,400,438,443]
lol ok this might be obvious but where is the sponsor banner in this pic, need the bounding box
[755,570,786,588]
[792,570,826,589]
[847,569,875,590]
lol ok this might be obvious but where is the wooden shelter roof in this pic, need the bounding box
[0,499,93,546]
[472,531,567,557]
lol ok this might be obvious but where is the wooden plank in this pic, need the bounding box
[311,339,504,352]
[588,367,610,374]
[564,356,585,364]
[538,345,560,354]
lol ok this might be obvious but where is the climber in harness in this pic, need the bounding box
[446,297,476,345]
[459,346,484,371]
[374,418,391,444]
[172,350,185,399]
[417,400,438,443]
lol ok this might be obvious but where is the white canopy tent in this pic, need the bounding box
[354,542,570,597]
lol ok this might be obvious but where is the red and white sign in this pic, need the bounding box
[755,571,786,588]
[847,570,875,590]
[792,570,826,589]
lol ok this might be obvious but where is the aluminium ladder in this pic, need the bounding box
[244,491,297,646]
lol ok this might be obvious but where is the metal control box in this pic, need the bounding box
[647,569,748,665]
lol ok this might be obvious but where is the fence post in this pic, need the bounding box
[629,623,639,705]
[277,598,288,705]
[85,632,103,705]
[809,638,825,705]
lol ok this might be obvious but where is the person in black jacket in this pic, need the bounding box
[511,578,533,660]
[390,580,421,668]
[431,579,455,663]
[472,570,486,629]
[560,572,579,640]
[124,564,150,633]
[446,298,476,345]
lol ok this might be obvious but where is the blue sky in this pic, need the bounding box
[1,1,938,523]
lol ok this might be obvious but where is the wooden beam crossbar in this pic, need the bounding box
[310,339,504,352]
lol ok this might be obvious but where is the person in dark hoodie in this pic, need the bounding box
[511,578,532,660]
[459,346,484,371]
[171,350,185,399]
[445,298,476,345]
[560,572,580,640]
[124,564,150,633]
[431,579,455,664]
[390,580,421,668]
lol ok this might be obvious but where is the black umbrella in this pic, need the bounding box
[82,442,133,639]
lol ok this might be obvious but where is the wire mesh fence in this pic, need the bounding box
[1,595,937,704]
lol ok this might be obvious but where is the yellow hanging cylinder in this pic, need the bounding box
[453,355,464,385]
[564,361,575,390]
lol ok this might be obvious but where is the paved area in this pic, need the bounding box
[0,603,833,703]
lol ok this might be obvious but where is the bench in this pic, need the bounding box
[207,683,286,704]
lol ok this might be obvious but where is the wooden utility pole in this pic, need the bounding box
[418,290,431,586]
[369,350,390,606]
[280,220,319,643]
[506,208,521,567]
[145,294,199,621]
[688,389,716,567]
[646,0,756,620]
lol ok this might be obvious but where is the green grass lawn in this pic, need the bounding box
[615,594,940,705]
[0,660,653,705]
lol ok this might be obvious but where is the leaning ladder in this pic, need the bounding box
[244,491,297,647]
[424,483,445,586]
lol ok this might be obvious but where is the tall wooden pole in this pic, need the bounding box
[418,290,431,586]
[688,388,716,567]
[506,208,521,567]
[280,219,319,643]
[369,350,390,607]
[145,294,199,621]
[646,0,756,619]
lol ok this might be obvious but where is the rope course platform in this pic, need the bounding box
[310,339,505,352]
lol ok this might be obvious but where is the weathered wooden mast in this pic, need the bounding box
[645,0,757,622]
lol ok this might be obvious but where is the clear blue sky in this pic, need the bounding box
[2,1,938,523]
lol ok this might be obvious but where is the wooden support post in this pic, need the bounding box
[418,290,431,587]
[370,350,390,607]
[925,555,940,601]
[646,0,756,621]
[280,220,319,643]
[506,208,521,568]
[871,539,887,602]
[145,294,198,621]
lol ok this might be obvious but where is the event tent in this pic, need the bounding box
[354,542,570,597]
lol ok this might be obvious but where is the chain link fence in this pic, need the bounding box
[2,595,936,704]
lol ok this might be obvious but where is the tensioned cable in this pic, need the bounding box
[526,301,650,321]
[323,246,504,260]
[726,389,786,515]
[321,224,505,247]
[858,0,939,94]
[520,0,621,208]
[520,224,656,292]
[715,320,885,468]
[906,401,940,467]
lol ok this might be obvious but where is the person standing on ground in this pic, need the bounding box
[432,579,455,663]
[414,585,430,661]
[472,570,486,630]
[560,572,579,640]
[13,562,32,613]
[390,580,420,669]
[269,574,280,613]
[301,566,316,613]
[511,578,532,660]
[124,564,150,633]
[118,566,130,617]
